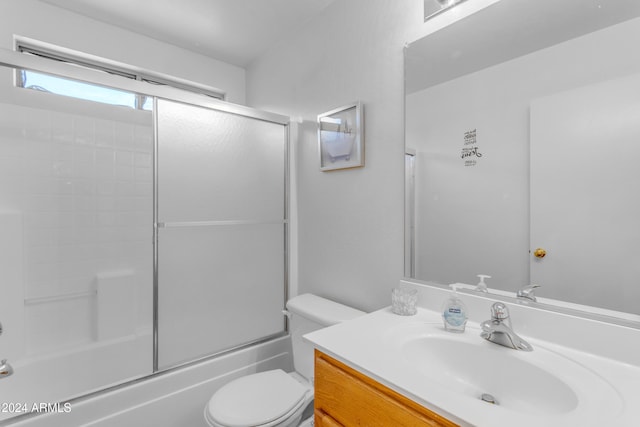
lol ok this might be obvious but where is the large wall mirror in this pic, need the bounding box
[405,0,640,322]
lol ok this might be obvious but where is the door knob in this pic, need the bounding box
[533,248,546,258]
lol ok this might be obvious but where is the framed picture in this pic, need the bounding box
[317,102,364,171]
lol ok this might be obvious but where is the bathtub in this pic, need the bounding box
[1,336,291,426]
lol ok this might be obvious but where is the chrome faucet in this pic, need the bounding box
[0,321,13,379]
[517,284,541,302]
[0,359,13,378]
[480,302,533,351]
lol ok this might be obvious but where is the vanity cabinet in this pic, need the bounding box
[314,350,458,427]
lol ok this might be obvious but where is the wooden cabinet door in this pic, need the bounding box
[314,350,458,427]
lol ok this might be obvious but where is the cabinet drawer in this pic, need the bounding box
[314,350,458,427]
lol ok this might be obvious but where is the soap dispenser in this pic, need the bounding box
[475,274,491,293]
[442,285,467,333]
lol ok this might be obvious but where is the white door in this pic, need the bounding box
[530,74,640,314]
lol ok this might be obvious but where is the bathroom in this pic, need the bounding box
[0,0,639,426]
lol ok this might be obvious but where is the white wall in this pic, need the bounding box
[246,0,422,312]
[0,0,246,104]
[246,0,495,312]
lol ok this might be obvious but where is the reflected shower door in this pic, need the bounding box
[156,99,287,369]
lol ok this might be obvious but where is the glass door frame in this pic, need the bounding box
[0,46,290,413]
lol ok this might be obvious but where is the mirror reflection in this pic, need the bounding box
[405,0,640,320]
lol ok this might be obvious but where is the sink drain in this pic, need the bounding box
[480,393,498,405]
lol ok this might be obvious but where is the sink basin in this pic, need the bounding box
[305,306,639,427]
[404,334,576,414]
[386,323,623,419]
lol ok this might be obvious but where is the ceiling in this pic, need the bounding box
[406,0,640,93]
[39,0,338,67]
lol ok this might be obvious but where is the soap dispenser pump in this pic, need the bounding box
[442,284,467,333]
[475,274,491,293]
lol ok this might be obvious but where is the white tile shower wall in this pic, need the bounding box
[0,100,153,359]
[0,211,24,364]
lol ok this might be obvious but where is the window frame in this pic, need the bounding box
[15,42,225,109]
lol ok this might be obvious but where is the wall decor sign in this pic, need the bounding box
[317,102,364,171]
[461,128,482,166]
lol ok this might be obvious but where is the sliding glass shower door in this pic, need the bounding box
[156,99,288,369]
[0,48,289,422]
[0,62,154,420]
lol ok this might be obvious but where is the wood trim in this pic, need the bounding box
[314,350,459,427]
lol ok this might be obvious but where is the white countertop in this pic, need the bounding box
[305,306,640,427]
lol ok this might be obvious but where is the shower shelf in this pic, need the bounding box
[25,290,97,306]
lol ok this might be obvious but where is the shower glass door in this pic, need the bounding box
[156,99,288,369]
[0,62,154,419]
[0,49,289,421]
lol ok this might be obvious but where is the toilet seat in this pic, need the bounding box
[205,369,311,427]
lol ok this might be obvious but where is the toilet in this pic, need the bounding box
[204,293,365,427]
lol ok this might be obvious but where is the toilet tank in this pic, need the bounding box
[286,294,365,381]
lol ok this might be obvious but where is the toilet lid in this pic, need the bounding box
[207,369,309,427]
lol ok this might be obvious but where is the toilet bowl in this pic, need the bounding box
[204,294,364,427]
[204,369,312,427]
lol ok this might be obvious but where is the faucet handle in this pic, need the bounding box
[490,302,509,321]
[517,284,541,302]
[0,359,13,377]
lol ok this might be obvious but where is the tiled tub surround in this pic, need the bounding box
[305,280,640,427]
[0,94,154,417]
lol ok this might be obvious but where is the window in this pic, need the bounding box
[15,43,224,110]
[20,69,142,109]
